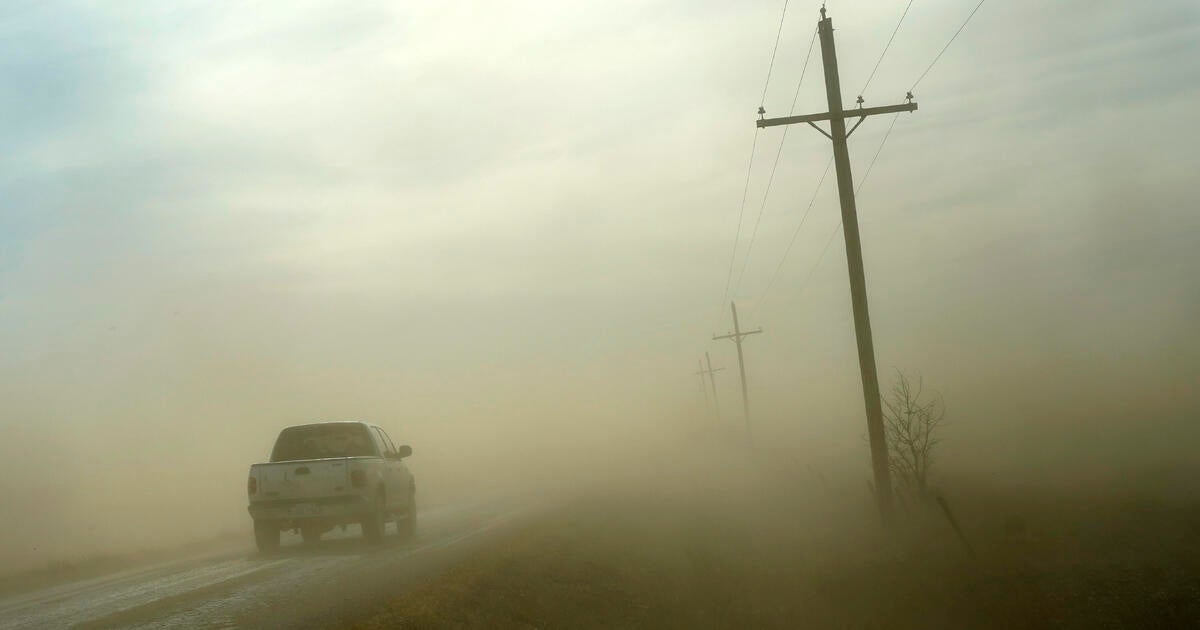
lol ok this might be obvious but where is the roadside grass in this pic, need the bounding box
[351,468,1200,629]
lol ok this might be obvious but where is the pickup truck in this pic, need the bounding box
[246,421,415,552]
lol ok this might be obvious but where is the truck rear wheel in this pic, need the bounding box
[397,492,417,540]
[254,520,280,553]
[301,524,323,544]
[361,494,385,544]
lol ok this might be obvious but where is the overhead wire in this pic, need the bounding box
[856,113,902,196]
[758,155,833,307]
[719,131,761,313]
[732,26,820,298]
[759,0,792,106]
[785,112,903,306]
[720,0,995,361]
[718,0,794,314]
[858,0,917,98]
[769,0,992,312]
[910,0,988,91]
[758,0,914,308]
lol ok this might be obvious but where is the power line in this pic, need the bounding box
[770,0,990,309]
[733,26,819,298]
[759,155,833,306]
[858,0,917,97]
[794,220,842,304]
[856,112,902,195]
[778,112,904,307]
[782,0,991,307]
[759,0,792,106]
[787,0,991,310]
[760,107,901,308]
[910,0,989,91]
[718,0,795,315]
[719,130,761,313]
[751,0,920,306]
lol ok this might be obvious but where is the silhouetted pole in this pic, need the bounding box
[695,359,712,414]
[704,351,723,421]
[756,6,919,523]
[713,301,762,443]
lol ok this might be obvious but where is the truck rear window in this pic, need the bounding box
[270,424,378,462]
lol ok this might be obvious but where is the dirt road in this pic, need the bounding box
[0,501,526,629]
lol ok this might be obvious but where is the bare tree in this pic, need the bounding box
[882,370,944,497]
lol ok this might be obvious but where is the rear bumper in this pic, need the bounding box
[248,494,371,524]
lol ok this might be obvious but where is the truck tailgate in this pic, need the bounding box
[254,458,350,500]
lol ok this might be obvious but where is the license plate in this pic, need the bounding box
[290,503,321,517]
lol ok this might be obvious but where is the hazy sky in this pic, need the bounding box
[1,0,1199,567]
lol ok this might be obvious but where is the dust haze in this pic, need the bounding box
[1,0,1198,596]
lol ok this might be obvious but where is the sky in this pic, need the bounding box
[1,0,1199,569]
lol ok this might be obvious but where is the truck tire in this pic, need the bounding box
[254,520,280,553]
[361,494,385,544]
[397,492,417,540]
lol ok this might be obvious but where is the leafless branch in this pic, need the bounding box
[882,369,945,497]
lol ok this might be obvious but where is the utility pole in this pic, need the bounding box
[713,301,762,443]
[755,6,917,523]
[703,351,724,421]
[695,359,712,414]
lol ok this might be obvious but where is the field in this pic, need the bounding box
[351,460,1200,629]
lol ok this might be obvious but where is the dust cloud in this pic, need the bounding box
[1,0,1198,593]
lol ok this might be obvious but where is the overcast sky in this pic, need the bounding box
[1,0,1199,564]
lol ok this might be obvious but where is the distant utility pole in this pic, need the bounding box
[703,351,724,421]
[713,301,762,443]
[755,6,918,523]
[695,359,712,414]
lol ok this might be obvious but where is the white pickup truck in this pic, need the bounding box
[246,421,416,552]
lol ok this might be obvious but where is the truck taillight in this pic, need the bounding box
[247,477,257,495]
[350,469,367,488]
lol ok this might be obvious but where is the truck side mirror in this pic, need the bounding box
[396,445,413,459]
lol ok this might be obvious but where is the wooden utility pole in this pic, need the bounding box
[695,359,712,414]
[713,301,762,443]
[703,351,724,421]
[756,6,918,523]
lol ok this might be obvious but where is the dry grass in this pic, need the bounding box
[351,466,1200,629]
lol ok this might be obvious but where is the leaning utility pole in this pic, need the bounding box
[713,301,762,443]
[703,351,724,421]
[756,7,917,523]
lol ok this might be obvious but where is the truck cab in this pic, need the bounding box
[247,421,415,552]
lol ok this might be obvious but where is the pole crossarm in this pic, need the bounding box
[704,351,723,421]
[712,328,762,342]
[713,301,760,443]
[757,102,917,129]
